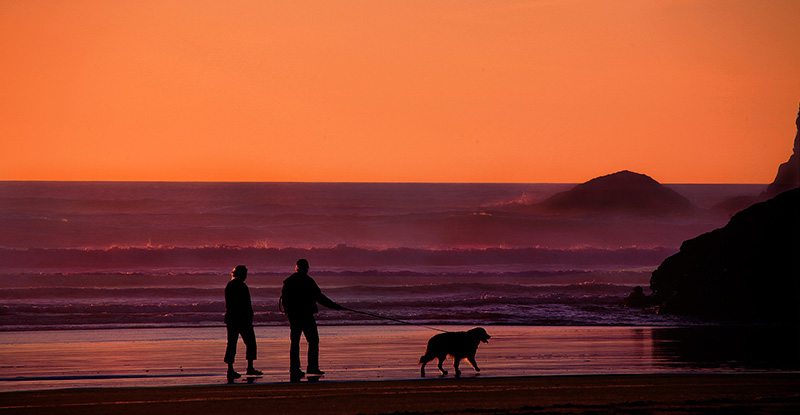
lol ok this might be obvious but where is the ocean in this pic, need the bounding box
[0,181,765,331]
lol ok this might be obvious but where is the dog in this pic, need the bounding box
[419,327,491,377]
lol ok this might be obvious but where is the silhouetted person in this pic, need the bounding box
[280,258,343,379]
[224,265,261,379]
[620,286,648,308]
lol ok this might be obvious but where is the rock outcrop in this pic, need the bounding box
[714,104,800,214]
[650,188,799,322]
[534,170,695,216]
[765,104,800,197]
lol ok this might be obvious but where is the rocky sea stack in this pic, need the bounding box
[650,188,800,323]
[714,104,800,214]
[535,170,695,216]
[765,104,800,197]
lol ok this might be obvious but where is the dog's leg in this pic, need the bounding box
[453,358,462,377]
[419,355,432,377]
[467,355,480,373]
[436,356,448,375]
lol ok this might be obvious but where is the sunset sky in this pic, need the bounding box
[1,0,799,183]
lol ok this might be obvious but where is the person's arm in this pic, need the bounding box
[317,292,342,310]
[312,280,342,310]
[227,281,254,322]
[244,285,254,320]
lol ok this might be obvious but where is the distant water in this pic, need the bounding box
[0,182,766,330]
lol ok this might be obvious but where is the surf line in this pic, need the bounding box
[342,307,449,333]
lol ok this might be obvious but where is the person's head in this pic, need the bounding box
[633,286,643,293]
[296,258,309,273]
[231,265,248,281]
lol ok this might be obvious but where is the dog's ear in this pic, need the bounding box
[469,327,490,341]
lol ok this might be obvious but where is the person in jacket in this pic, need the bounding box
[224,265,261,379]
[280,259,342,379]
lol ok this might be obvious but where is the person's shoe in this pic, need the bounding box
[306,368,325,376]
[290,369,305,379]
[246,368,263,376]
[227,370,241,379]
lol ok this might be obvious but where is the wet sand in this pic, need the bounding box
[2,325,798,392]
[3,325,799,413]
[1,373,799,414]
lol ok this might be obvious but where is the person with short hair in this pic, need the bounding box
[280,259,342,379]
[224,265,261,379]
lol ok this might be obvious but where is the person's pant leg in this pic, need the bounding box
[241,324,257,361]
[304,317,320,371]
[289,318,303,371]
[224,325,239,364]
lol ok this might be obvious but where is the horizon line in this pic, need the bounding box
[0,179,772,185]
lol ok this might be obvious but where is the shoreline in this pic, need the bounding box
[2,373,799,414]
[3,325,798,393]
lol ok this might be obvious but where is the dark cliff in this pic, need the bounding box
[650,188,800,322]
[714,104,800,214]
[765,104,800,198]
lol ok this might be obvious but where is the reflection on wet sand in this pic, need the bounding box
[3,326,799,392]
[652,326,800,370]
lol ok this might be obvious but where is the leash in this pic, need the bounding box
[342,307,449,333]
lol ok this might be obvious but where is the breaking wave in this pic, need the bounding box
[0,245,673,274]
[0,279,699,331]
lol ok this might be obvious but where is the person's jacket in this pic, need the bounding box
[225,278,254,325]
[280,272,339,316]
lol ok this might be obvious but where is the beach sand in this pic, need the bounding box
[1,373,799,414]
[3,325,798,392]
[2,325,799,413]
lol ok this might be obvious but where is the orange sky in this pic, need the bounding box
[1,0,799,183]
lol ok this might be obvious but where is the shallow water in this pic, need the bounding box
[1,325,796,392]
[1,270,704,330]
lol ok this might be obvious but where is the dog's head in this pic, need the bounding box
[468,327,491,343]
